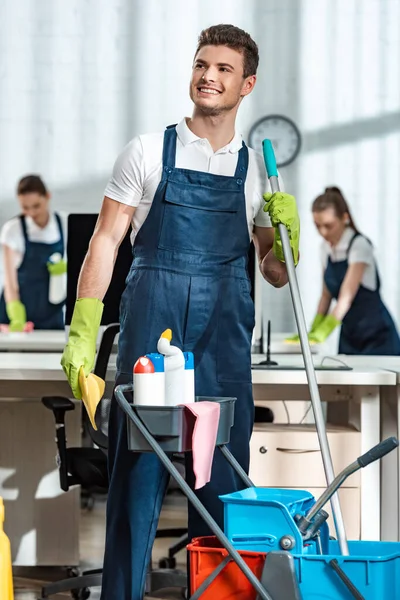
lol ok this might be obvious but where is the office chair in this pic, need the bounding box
[39,323,187,599]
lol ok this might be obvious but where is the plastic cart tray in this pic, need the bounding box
[121,387,236,452]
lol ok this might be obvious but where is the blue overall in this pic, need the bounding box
[0,214,64,330]
[101,125,255,599]
[324,233,400,355]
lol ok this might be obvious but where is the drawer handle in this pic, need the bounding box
[276,448,320,454]
[259,446,267,454]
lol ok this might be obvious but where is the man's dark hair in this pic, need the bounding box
[196,24,259,78]
[17,174,48,196]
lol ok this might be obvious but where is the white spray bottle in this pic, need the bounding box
[157,329,185,406]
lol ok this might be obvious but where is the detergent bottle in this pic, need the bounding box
[157,329,185,406]
[184,352,195,403]
[48,252,67,305]
[133,354,165,406]
[0,496,14,600]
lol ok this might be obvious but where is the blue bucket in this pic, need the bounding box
[220,487,329,554]
[219,487,400,598]
[293,540,400,599]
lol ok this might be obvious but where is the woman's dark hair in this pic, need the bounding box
[17,174,48,197]
[195,24,259,78]
[312,186,358,232]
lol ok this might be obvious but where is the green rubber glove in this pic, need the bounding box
[47,258,67,276]
[6,300,27,332]
[263,192,300,266]
[285,314,325,344]
[308,314,341,344]
[61,298,104,399]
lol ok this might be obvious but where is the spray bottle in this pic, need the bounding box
[48,252,67,305]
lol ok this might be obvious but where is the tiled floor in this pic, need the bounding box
[14,493,188,599]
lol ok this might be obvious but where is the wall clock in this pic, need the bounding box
[248,115,301,167]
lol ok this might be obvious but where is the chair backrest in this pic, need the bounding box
[83,323,120,451]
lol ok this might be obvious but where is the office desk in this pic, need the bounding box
[251,353,396,541]
[327,354,400,542]
[0,352,394,566]
[0,354,81,566]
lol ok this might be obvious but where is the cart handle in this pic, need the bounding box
[299,437,399,531]
[357,436,399,467]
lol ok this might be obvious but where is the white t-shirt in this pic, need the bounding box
[321,227,377,291]
[0,212,66,269]
[104,118,278,244]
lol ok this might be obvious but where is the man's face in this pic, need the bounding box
[190,45,256,116]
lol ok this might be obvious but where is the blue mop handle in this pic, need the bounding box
[262,139,279,180]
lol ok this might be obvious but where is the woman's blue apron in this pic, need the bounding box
[0,214,64,330]
[324,232,400,355]
[101,125,255,599]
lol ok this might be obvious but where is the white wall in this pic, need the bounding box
[0,0,399,340]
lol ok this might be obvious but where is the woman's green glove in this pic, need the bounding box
[263,192,300,266]
[308,314,341,344]
[6,300,27,332]
[47,258,67,276]
[285,314,325,344]
[61,298,104,399]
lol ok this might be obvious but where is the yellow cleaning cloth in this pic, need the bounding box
[78,367,105,430]
[0,497,14,600]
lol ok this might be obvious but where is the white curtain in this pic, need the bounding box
[0,0,399,339]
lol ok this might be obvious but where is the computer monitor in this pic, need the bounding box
[65,214,132,325]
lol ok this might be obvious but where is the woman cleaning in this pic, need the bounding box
[0,174,66,330]
[292,186,400,354]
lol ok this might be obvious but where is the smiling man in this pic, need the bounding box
[61,24,300,599]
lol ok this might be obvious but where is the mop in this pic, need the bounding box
[262,140,349,555]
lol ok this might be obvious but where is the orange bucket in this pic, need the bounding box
[188,536,266,600]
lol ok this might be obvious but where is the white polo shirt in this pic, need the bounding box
[321,227,377,291]
[0,212,66,269]
[104,118,277,244]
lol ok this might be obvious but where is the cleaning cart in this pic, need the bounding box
[115,384,400,600]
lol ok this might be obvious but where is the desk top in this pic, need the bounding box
[0,330,318,355]
[250,353,396,386]
[0,352,395,386]
[0,330,67,352]
[333,355,400,382]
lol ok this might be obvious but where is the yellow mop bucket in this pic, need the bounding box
[0,497,14,600]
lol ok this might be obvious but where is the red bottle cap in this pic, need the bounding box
[133,356,155,374]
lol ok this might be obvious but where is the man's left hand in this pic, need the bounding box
[263,192,300,266]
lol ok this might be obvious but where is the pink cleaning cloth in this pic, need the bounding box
[180,402,221,490]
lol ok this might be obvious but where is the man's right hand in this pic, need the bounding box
[61,298,104,399]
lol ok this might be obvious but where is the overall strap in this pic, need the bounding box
[19,215,29,244]
[54,213,64,252]
[162,125,178,170]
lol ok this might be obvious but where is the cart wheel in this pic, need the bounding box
[67,567,80,578]
[71,588,90,600]
[158,556,176,569]
[81,495,95,511]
